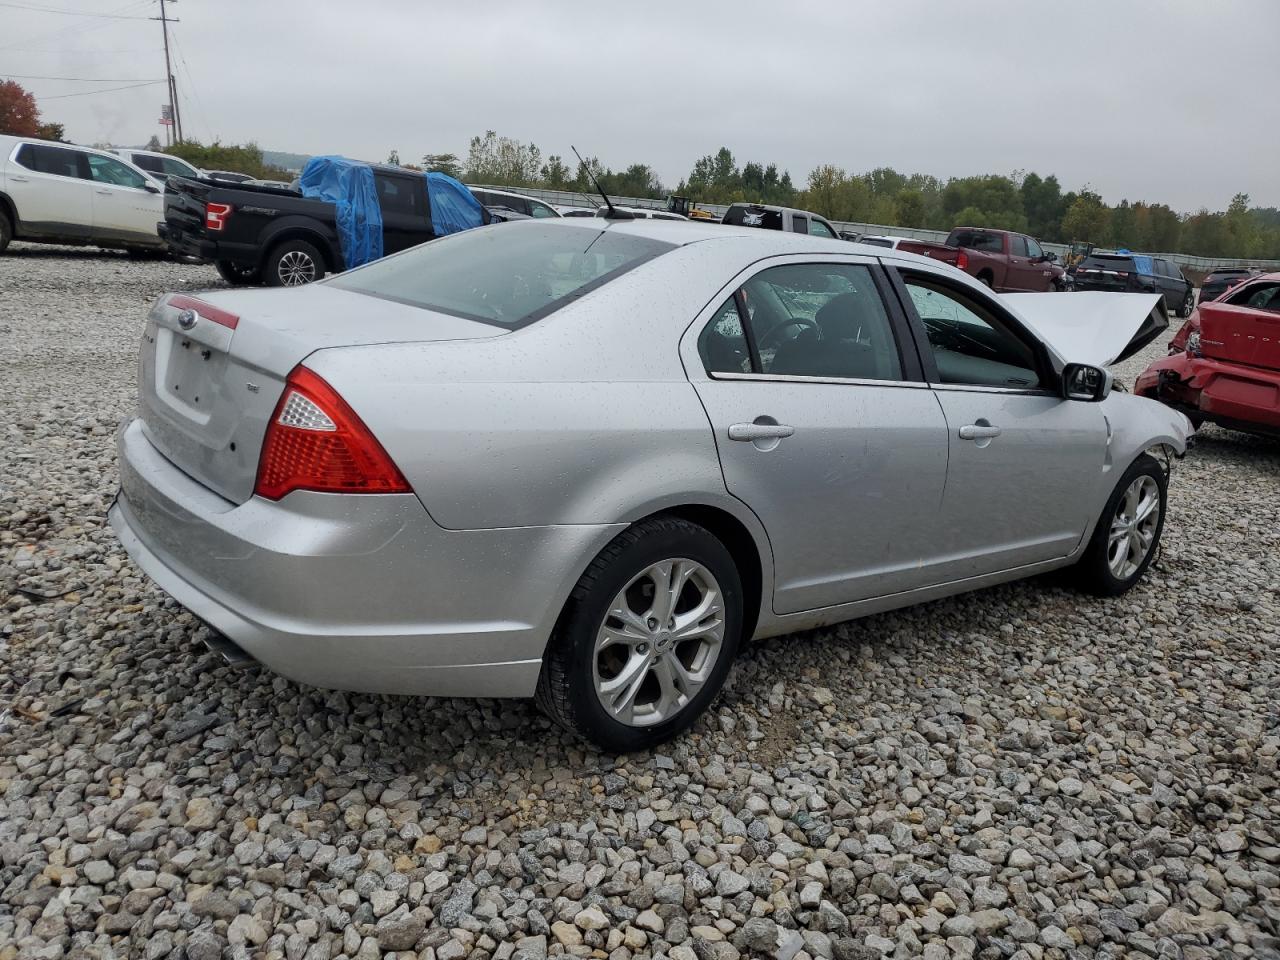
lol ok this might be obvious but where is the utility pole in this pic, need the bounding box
[154,0,183,144]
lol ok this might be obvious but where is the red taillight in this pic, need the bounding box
[254,366,410,501]
[955,250,969,271]
[205,202,232,231]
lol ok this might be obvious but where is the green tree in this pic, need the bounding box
[1021,172,1065,239]
[1060,193,1111,244]
[35,121,65,142]
[540,155,571,188]
[166,140,290,180]
[386,149,401,166]
[942,175,1027,231]
[1108,199,1136,248]
[146,134,162,152]
[895,189,926,228]
[422,153,462,178]
[464,131,542,186]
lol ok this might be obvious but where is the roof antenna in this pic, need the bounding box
[572,145,633,220]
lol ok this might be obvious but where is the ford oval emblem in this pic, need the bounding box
[177,309,197,330]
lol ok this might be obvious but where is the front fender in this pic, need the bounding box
[1101,390,1194,469]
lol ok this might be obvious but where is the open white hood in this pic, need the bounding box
[1003,292,1168,367]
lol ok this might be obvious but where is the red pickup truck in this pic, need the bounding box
[896,227,1067,292]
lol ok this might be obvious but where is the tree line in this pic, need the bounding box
[414,131,1279,261]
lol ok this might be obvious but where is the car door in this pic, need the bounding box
[1024,237,1053,291]
[1006,235,1035,291]
[4,142,94,239]
[889,266,1107,581]
[85,153,162,244]
[682,257,950,613]
[374,175,430,253]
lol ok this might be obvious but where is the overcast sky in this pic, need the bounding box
[5,0,1278,212]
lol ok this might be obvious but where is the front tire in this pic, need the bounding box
[263,239,325,287]
[1178,291,1194,319]
[536,517,743,752]
[1075,454,1167,596]
[216,259,261,286]
[0,209,12,254]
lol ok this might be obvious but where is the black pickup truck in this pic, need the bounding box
[161,163,437,286]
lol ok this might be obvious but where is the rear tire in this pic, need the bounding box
[977,272,994,288]
[1074,454,1167,596]
[216,259,261,286]
[0,209,11,254]
[535,516,743,753]
[263,239,325,287]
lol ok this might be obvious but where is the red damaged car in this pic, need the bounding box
[1135,272,1280,437]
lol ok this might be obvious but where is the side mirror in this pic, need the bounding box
[1062,363,1111,402]
[1044,252,1058,263]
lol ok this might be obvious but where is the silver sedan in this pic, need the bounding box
[110,220,1193,751]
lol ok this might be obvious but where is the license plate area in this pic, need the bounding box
[155,327,229,425]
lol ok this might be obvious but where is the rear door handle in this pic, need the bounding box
[729,422,795,442]
[959,423,1002,440]
[10,176,29,182]
[95,189,112,195]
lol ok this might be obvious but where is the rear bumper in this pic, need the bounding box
[109,418,622,697]
[1135,354,1280,435]
[163,223,258,266]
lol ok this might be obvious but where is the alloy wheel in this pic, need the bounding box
[1107,475,1161,579]
[278,250,317,286]
[592,558,725,727]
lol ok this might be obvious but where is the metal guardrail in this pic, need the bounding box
[472,184,1280,272]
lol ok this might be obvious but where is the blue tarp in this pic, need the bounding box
[425,172,486,236]
[299,156,383,269]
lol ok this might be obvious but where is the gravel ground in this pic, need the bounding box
[2,243,1278,960]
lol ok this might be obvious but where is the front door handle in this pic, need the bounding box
[95,189,113,195]
[729,422,795,442]
[959,423,1002,440]
[10,176,29,182]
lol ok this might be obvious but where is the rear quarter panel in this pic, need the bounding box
[302,241,767,531]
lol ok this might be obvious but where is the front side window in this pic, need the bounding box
[809,218,836,238]
[903,275,1041,389]
[132,154,164,174]
[530,200,558,218]
[1026,237,1044,259]
[1011,236,1030,257]
[87,154,148,189]
[329,223,675,328]
[697,263,902,381]
[15,143,85,179]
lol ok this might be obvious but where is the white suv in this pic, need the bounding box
[0,135,166,256]
[109,147,203,183]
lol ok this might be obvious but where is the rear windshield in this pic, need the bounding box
[724,206,783,230]
[1080,255,1138,272]
[328,223,676,328]
[947,230,1004,252]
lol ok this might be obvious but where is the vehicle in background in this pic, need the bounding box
[857,235,917,250]
[1199,266,1261,304]
[467,187,561,218]
[722,202,841,240]
[1073,253,1194,317]
[559,207,598,218]
[483,206,532,223]
[1136,272,1280,437]
[895,228,1067,292]
[206,170,254,184]
[590,205,687,221]
[109,218,1188,752]
[109,147,204,183]
[0,134,165,257]
[1064,240,1095,271]
[162,162,447,286]
[666,195,718,221]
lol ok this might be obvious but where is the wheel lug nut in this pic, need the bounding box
[637,643,648,654]
[647,618,657,630]
[668,618,675,629]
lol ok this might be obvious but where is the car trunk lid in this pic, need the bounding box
[137,284,506,504]
[1198,302,1280,370]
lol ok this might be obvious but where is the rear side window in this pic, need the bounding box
[1080,255,1137,272]
[724,206,783,230]
[791,215,809,234]
[15,143,85,179]
[949,230,1003,253]
[132,154,164,173]
[697,264,903,382]
[377,176,422,216]
[329,223,676,328]
[161,156,196,177]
